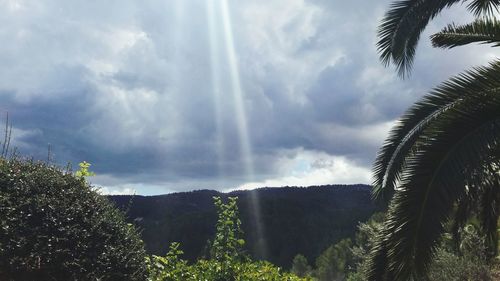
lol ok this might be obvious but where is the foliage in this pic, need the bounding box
[0,158,148,280]
[377,0,500,77]
[147,196,310,281]
[75,161,95,178]
[370,0,500,279]
[346,213,385,281]
[422,224,494,280]
[147,242,189,281]
[314,239,353,281]
[191,259,308,281]
[210,196,245,263]
[291,254,311,278]
[369,60,500,279]
[428,226,493,281]
[431,17,500,49]
[348,213,496,280]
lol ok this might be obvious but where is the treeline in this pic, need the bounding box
[109,184,379,268]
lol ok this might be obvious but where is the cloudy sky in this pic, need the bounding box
[0,0,496,195]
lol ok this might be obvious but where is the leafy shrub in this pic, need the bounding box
[0,158,147,280]
[428,225,493,281]
[147,242,189,281]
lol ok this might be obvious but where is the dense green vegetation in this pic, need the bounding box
[109,184,378,268]
[0,158,148,280]
[290,213,499,280]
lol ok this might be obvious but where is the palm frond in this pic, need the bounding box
[368,61,500,280]
[366,232,391,281]
[377,0,462,77]
[431,18,500,49]
[373,61,500,202]
[375,120,500,280]
[372,88,462,202]
[467,0,500,15]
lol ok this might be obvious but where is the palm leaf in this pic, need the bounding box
[373,61,500,202]
[368,62,500,280]
[377,0,500,76]
[467,0,500,15]
[377,0,462,77]
[431,18,500,49]
[372,120,500,280]
[372,85,463,202]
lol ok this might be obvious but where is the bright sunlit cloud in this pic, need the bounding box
[97,186,136,196]
[236,148,371,190]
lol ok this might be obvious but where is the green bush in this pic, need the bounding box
[148,242,310,281]
[0,158,147,280]
[428,226,493,281]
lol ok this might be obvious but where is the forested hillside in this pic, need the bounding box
[109,184,379,268]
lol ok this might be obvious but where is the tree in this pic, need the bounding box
[0,158,148,280]
[209,197,245,263]
[315,239,353,281]
[291,254,311,278]
[428,225,493,281]
[369,0,500,280]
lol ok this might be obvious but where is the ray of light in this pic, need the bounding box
[220,0,254,177]
[220,0,268,259]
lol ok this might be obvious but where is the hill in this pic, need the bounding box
[108,184,379,268]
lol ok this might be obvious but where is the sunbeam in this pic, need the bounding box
[220,0,254,177]
[220,0,268,259]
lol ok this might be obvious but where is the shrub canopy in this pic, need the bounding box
[0,158,147,280]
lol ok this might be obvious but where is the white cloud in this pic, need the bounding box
[97,186,136,196]
[236,148,370,190]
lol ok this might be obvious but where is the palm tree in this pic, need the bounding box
[367,1,500,280]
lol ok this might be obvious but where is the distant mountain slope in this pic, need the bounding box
[109,184,379,268]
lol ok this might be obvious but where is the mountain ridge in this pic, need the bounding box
[109,184,379,268]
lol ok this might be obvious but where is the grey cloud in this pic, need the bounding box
[0,0,493,193]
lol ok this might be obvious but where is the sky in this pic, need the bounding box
[0,0,496,195]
